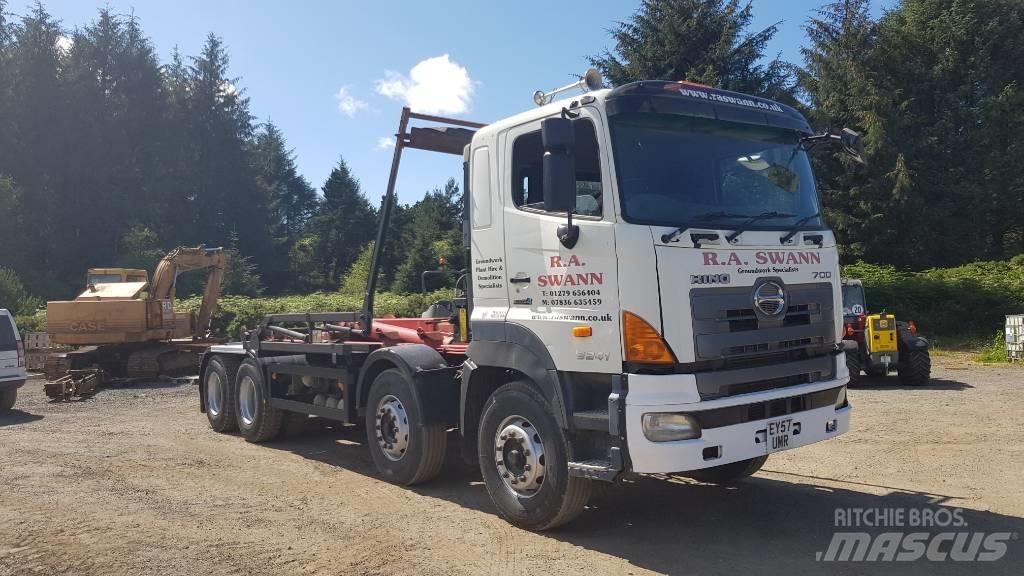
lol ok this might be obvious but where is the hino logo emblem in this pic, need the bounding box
[753,281,786,316]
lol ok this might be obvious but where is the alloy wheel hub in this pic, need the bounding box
[494,416,546,497]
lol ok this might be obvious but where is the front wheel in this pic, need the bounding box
[685,455,768,484]
[478,381,591,530]
[0,388,16,411]
[899,349,931,386]
[845,349,863,386]
[364,369,446,485]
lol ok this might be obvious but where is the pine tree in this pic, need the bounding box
[389,179,463,293]
[252,122,318,291]
[590,0,794,102]
[309,158,377,287]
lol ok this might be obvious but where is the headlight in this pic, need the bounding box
[641,413,701,442]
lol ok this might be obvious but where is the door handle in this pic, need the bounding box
[510,276,531,284]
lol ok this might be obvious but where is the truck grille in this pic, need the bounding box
[690,282,835,361]
[688,282,837,399]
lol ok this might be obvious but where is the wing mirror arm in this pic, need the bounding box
[801,127,867,165]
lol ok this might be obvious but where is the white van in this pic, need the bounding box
[0,309,26,411]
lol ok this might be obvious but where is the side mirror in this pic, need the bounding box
[840,128,866,165]
[541,117,576,212]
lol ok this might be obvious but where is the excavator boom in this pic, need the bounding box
[150,246,227,339]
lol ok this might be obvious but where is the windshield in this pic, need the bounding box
[842,285,867,316]
[87,274,123,285]
[609,113,823,229]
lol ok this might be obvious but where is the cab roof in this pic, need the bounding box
[75,281,148,300]
[605,80,812,134]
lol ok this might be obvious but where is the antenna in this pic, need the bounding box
[532,68,604,107]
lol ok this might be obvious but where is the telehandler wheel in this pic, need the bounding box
[478,381,591,531]
[204,356,240,432]
[365,368,447,486]
[235,360,284,442]
[685,455,768,484]
[845,350,863,386]
[899,349,931,386]
[0,388,16,411]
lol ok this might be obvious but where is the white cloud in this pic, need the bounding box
[336,86,368,118]
[374,54,474,115]
[375,136,396,151]
[55,35,73,53]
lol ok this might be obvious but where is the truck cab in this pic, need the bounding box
[463,80,850,477]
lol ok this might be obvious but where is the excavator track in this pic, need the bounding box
[124,344,200,380]
[43,347,99,381]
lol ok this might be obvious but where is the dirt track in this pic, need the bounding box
[1,357,1022,575]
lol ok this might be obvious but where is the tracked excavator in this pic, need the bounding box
[44,246,227,381]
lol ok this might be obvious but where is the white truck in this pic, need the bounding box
[197,73,859,530]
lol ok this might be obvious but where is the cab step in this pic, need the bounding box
[568,458,619,481]
[572,408,609,431]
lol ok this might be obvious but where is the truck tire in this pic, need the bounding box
[235,360,284,442]
[204,355,240,432]
[365,368,446,485]
[478,381,591,531]
[685,455,768,484]
[0,388,15,411]
[845,350,863,386]
[898,349,931,386]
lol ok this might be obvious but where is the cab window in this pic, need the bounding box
[511,118,603,217]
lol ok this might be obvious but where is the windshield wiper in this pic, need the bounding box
[661,211,750,243]
[779,212,822,244]
[724,211,797,243]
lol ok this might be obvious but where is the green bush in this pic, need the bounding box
[177,289,455,338]
[178,258,1024,341]
[976,331,1008,363]
[842,259,1024,337]
[14,310,46,333]
[0,267,42,316]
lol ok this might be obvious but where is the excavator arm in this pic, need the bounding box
[150,246,228,339]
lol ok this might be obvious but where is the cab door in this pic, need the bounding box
[501,110,621,373]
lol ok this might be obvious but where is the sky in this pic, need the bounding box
[28,0,888,205]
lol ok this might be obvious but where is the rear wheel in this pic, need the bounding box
[685,455,768,484]
[204,356,240,432]
[235,360,284,442]
[478,381,591,530]
[899,349,931,386]
[0,388,16,411]
[365,368,446,485]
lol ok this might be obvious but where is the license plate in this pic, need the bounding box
[880,355,891,364]
[766,418,793,453]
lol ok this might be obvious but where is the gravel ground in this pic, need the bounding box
[1,356,1022,575]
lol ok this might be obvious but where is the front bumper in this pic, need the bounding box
[624,370,850,474]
